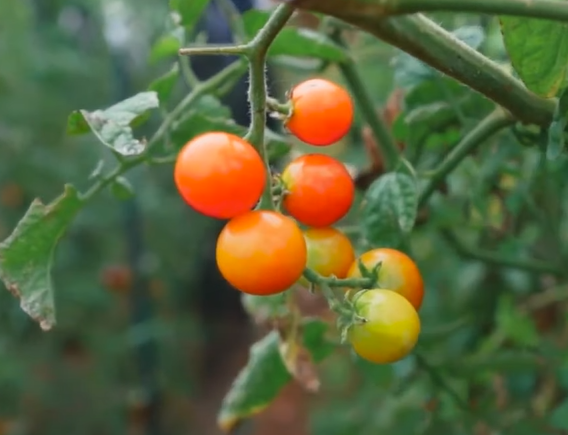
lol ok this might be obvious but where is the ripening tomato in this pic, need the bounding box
[281,154,355,227]
[174,132,266,219]
[216,210,307,295]
[348,289,420,364]
[302,227,355,282]
[285,78,354,146]
[346,248,424,310]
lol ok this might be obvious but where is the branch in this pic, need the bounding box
[283,0,568,23]
[442,230,565,277]
[280,2,557,126]
[418,108,514,206]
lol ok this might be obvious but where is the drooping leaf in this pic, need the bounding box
[217,319,333,433]
[242,293,289,325]
[148,63,180,103]
[242,10,347,61]
[169,0,211,32]
[0,185,83,330]
[500,13,568,98]
[361,171,418,248]
[67,92,159,156]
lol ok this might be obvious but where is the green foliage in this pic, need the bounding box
[361,171,418,249]
[0,185,82,330]
[500,13,568,98]
[67,92,160,156]
[218,319,333,431]
[4,0,568,434]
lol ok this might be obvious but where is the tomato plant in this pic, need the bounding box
[347,248,424,310]
[348,289,421,364]
[4,0,568,433]
[281,153,355,227]
[216,210,307,295]
[285,78,354,146]
[174,132,266,219]
[299,227,355,287]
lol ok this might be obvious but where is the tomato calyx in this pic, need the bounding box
[356,259,382,287]
[267,97,292,121]
[302,267,371,341]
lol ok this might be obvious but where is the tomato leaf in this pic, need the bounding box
[217,319,333,433]
[242,293,289,325]
[169,0,211,32]
[149,29,184,64]
[148,63,180,104]
[500,11,568,98]
[547,88,568,159]
[242,10,347,61]
[0,185,83,330]
[110,177,135,201]
[361,171,418,248]
[67,92,159,156]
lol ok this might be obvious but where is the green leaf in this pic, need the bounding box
[149,32,183,64]
[169,0,211,32]
[217,319,333,432]
[361,171,418,248]
[500,13,568,98]
[0,185,83,330]
[495,294,539,348]
[550,398,568,430]
[148,63,179,103]
[110,177,135,201]
[547,88,568,159]
[242,10,346,61]
[67,92,159,156]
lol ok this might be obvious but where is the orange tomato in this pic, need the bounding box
[303,227,355,281]
[285,78,354,146]
[282,154,355,227]
[348,289,420,364]
[174,132,266,219]
[346,248,424,310]
[216,210,307,295]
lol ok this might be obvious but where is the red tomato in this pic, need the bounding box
[285,78,354,146]
[302,227,355,281]
[216,210,307,295]
[174,132,266,219]
[348,289,420,364]
[281,154,355,227]
[347,248,424,310]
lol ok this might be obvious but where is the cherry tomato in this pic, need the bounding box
[216,210,307,295]
[285,78,354,146]
[347,248,424,310]
[282,154,355,227]
[348,289,420,364]
[174,132,266,219]
[301,227,355,285]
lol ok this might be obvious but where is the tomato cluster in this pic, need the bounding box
[173,78,423,364]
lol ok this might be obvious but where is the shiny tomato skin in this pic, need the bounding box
[347,248,424,310]
[348,289,421,364]
[216,210,307,295]
[303,227,355,280]
[282,154,355,228]
[174,132,266,219]
[285,78,354,146]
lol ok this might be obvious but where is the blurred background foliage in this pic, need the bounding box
[2,1,568,435]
